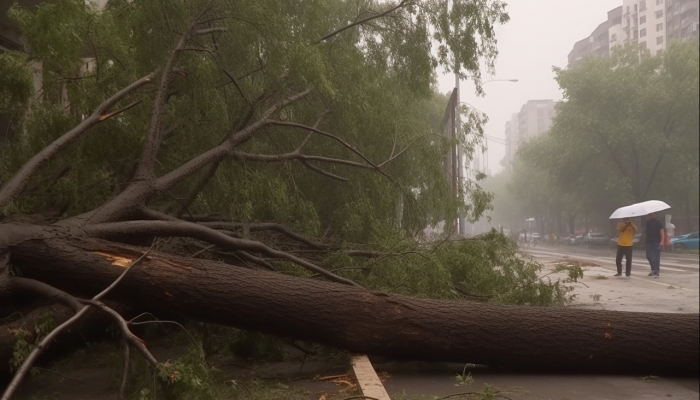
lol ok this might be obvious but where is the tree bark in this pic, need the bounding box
[10,238,699,375]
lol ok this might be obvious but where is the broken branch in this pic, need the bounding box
[0,74,152,209]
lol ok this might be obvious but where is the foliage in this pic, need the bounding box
[435,231,581,306]
[0,51,33,111]
[9,313,56,373]
[0,0,510,237]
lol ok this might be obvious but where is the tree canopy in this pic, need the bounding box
[502,41,699,233]
[0,0,511,239]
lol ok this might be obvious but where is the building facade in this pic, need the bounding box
[569,0,698,67]
[501,101,556,173]
[568,7,623,65]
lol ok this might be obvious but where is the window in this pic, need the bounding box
[610,33,617,42]
[634,4,638,12]
[655,10,663,19]
[657,36,664,44]
[657,23,664,31]
[640,0,647,11]
[640,15,646,24]
[640,41,647,49]
[656,0,662,5]
[641,28,647,37]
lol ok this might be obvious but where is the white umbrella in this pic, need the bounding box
[609,200,671,219]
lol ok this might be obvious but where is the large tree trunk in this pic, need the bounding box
[10,238,699,375]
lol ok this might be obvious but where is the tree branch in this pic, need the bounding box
[170,89,275,217]
[193,27,226,36]
[8,277,83,312]
[265,120,406,185]
[98,100,142,122]
[199,221,329,250]
[1,246,153,400]
[84,220,361,286]
[222,69,251,104]
[155,89,312,191]
[133,2,221,181]
[0,75,152,209]
[300,160,349,181]
[316,0,412,43]
[80,299,159,365]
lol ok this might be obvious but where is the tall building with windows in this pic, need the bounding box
[570,0,698,66]
[501,101,556,173]
[618,0,672,54]
[568,7,623,65]
[665,0,699,42]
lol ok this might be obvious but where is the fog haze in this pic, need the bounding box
[438,0,623,174]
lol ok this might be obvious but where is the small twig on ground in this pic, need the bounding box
[33,367,82,382]
[440,392,514,400]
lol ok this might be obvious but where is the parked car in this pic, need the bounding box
[672,230,699,241]
[558,235,572,245]
[609,233,644,249]
[582,232,610,246]
[568,235,583,245]
[671,230,699,250]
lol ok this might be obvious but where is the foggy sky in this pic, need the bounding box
[437,0,622,175]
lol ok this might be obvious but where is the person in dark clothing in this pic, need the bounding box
[645,212,665,277]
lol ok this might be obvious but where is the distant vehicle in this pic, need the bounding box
[609,233,644,249]
[567,235,583,245]
[531,233,541,240]
[558,235,572,245]
[672,230,699,241]
[671,231,699,250]
[583,232,610,246]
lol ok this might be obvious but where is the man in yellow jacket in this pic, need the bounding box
[615,217,637,276]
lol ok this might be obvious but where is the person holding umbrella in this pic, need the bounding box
[645,212,665,277]
[614,217,636,276]
[609,200,670,278]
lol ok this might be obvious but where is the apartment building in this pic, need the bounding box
[619,0,698,53]
[666,0,700,42]
[617,0,670,53]
[501,101,556,173]
[568,7,623,65]
[569,0,698,66]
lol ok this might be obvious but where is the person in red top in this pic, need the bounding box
[614,217,637,277]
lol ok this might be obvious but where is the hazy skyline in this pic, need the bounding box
[437,0,622,175]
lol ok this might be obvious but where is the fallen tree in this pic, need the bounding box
[0,1,698,398]
[8,237,700,375]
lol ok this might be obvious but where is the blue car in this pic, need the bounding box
[671,230,699,250]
